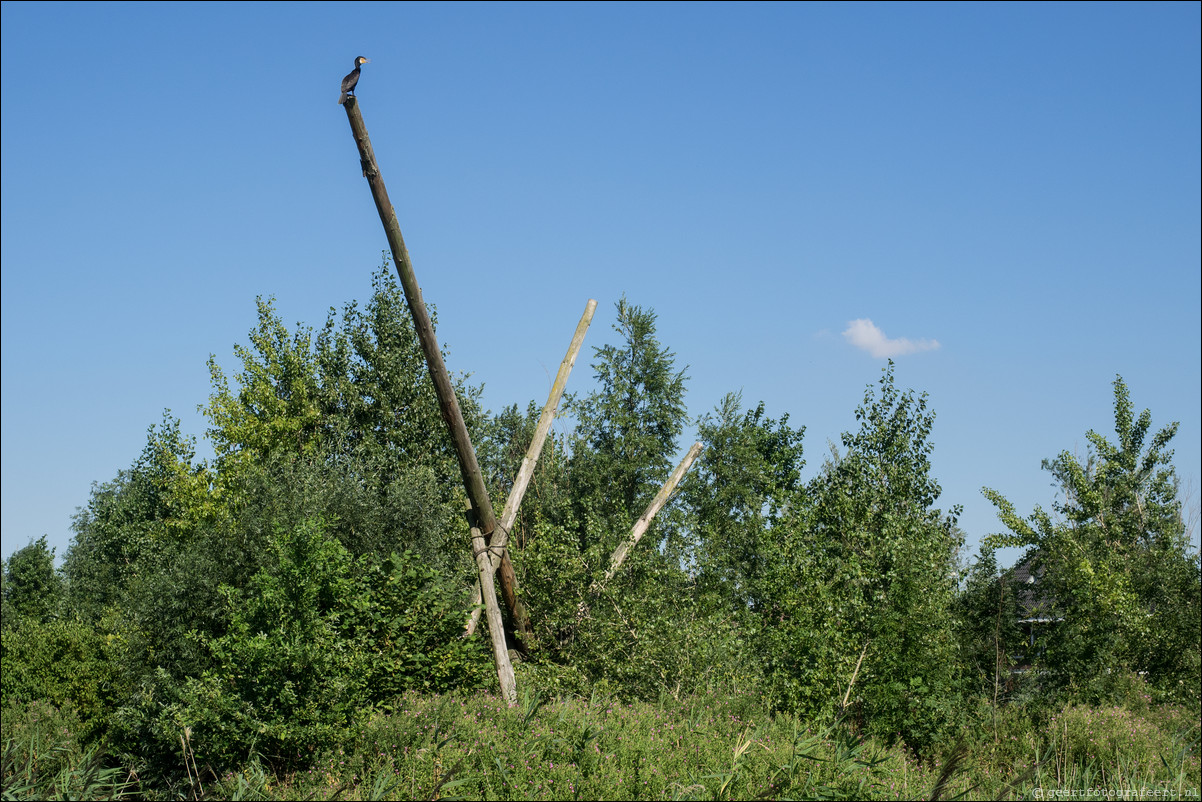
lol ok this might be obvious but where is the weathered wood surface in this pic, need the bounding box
[467,502,517,704]
[465,299,597,637]
[342,97,516,705]
[597,441,704,590]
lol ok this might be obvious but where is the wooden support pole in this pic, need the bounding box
[342,98,495,534]
[576,442,704,624]
[468,503,518,705]
[596,441,705,591]
[499,299,597,547]
[342,96,516,705]
[466,299,597,637]
[841,640,870,710]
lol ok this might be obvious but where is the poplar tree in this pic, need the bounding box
[984,376,1200,704]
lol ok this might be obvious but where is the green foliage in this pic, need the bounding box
[180,689,1201,801]
[167,519,489,771]
[506,298,743,701]
[478,401,570,550]
[204,263,475,481]
[759,363,965,755]
[2,535,116,747]
[172,519,369,768]
[965,698,1201,798]
[33,265,495,783]
[201,263,475,570]
[565,296,688,547]
[0,618,116,742]
[61,414,206,623]
[684,392,806,616]
[350,551,492,701]
[2,537,62,627]
[16,262,1200,799]
[1,699,138,801]
[335,265,479,492]
[953,547,1026,705]
[204,297,326,467]
[583,568,737,700]
[289,689,896,801]
[983,376,1200,704]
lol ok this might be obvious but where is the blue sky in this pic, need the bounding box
[3,2,1199,568]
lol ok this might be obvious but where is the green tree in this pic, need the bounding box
[760,363,964,755]
[50,264,492,776]
[338,264,477,491]
[2,537,62,627]
[205,298,324,470]
[203,263,475,568]
[170,519,487,771]
[3,542,117,743]
[684,392,806,615]
[175,519,369,768]
[953,546,1026,710]
[983,376,1200,705]
[515,298,710,698]
[479,400,569,550]
[566,297,688,549]
[62,414,207,622]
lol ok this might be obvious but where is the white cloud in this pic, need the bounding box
[842,318,940,359]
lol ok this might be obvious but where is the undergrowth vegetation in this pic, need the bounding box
[3,689,1198,800]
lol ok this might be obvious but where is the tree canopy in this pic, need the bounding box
[983,376,1199,705]
[4,272,1197,789]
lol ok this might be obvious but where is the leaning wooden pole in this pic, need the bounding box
[577,441,704,624]
[467,501,517,700]
[499,299,597,541]
[466,298,597,637]
[596,441,705,591]
[342,96,516,705]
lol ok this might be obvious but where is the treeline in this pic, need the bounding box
[3,264,1199,788]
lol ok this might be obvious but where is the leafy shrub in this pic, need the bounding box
[349,551,491,700]
[165,518,489,771]
[0,618,115,742]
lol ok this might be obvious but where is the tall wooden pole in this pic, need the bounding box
[342,98,494,532]
[498,299,597,543]
[467,502,517,704]
[342,96,516,705]
[466,299,597,637]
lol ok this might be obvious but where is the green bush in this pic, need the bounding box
[165,518,490,771]
[0,618,115,742]
[2,537,63,627]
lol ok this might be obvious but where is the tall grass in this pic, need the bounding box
[208,689,1199,801]
[1,699,138,801]
[4,690,1198,800]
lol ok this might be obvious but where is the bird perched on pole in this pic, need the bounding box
[339,56,370,104]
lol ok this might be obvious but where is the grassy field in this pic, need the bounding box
[3,687,1199,800]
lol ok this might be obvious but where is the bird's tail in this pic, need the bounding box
[338,91,347,105]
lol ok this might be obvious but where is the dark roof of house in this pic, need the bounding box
[1008,552,1059,622]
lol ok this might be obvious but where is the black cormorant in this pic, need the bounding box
[339,56,370,104]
